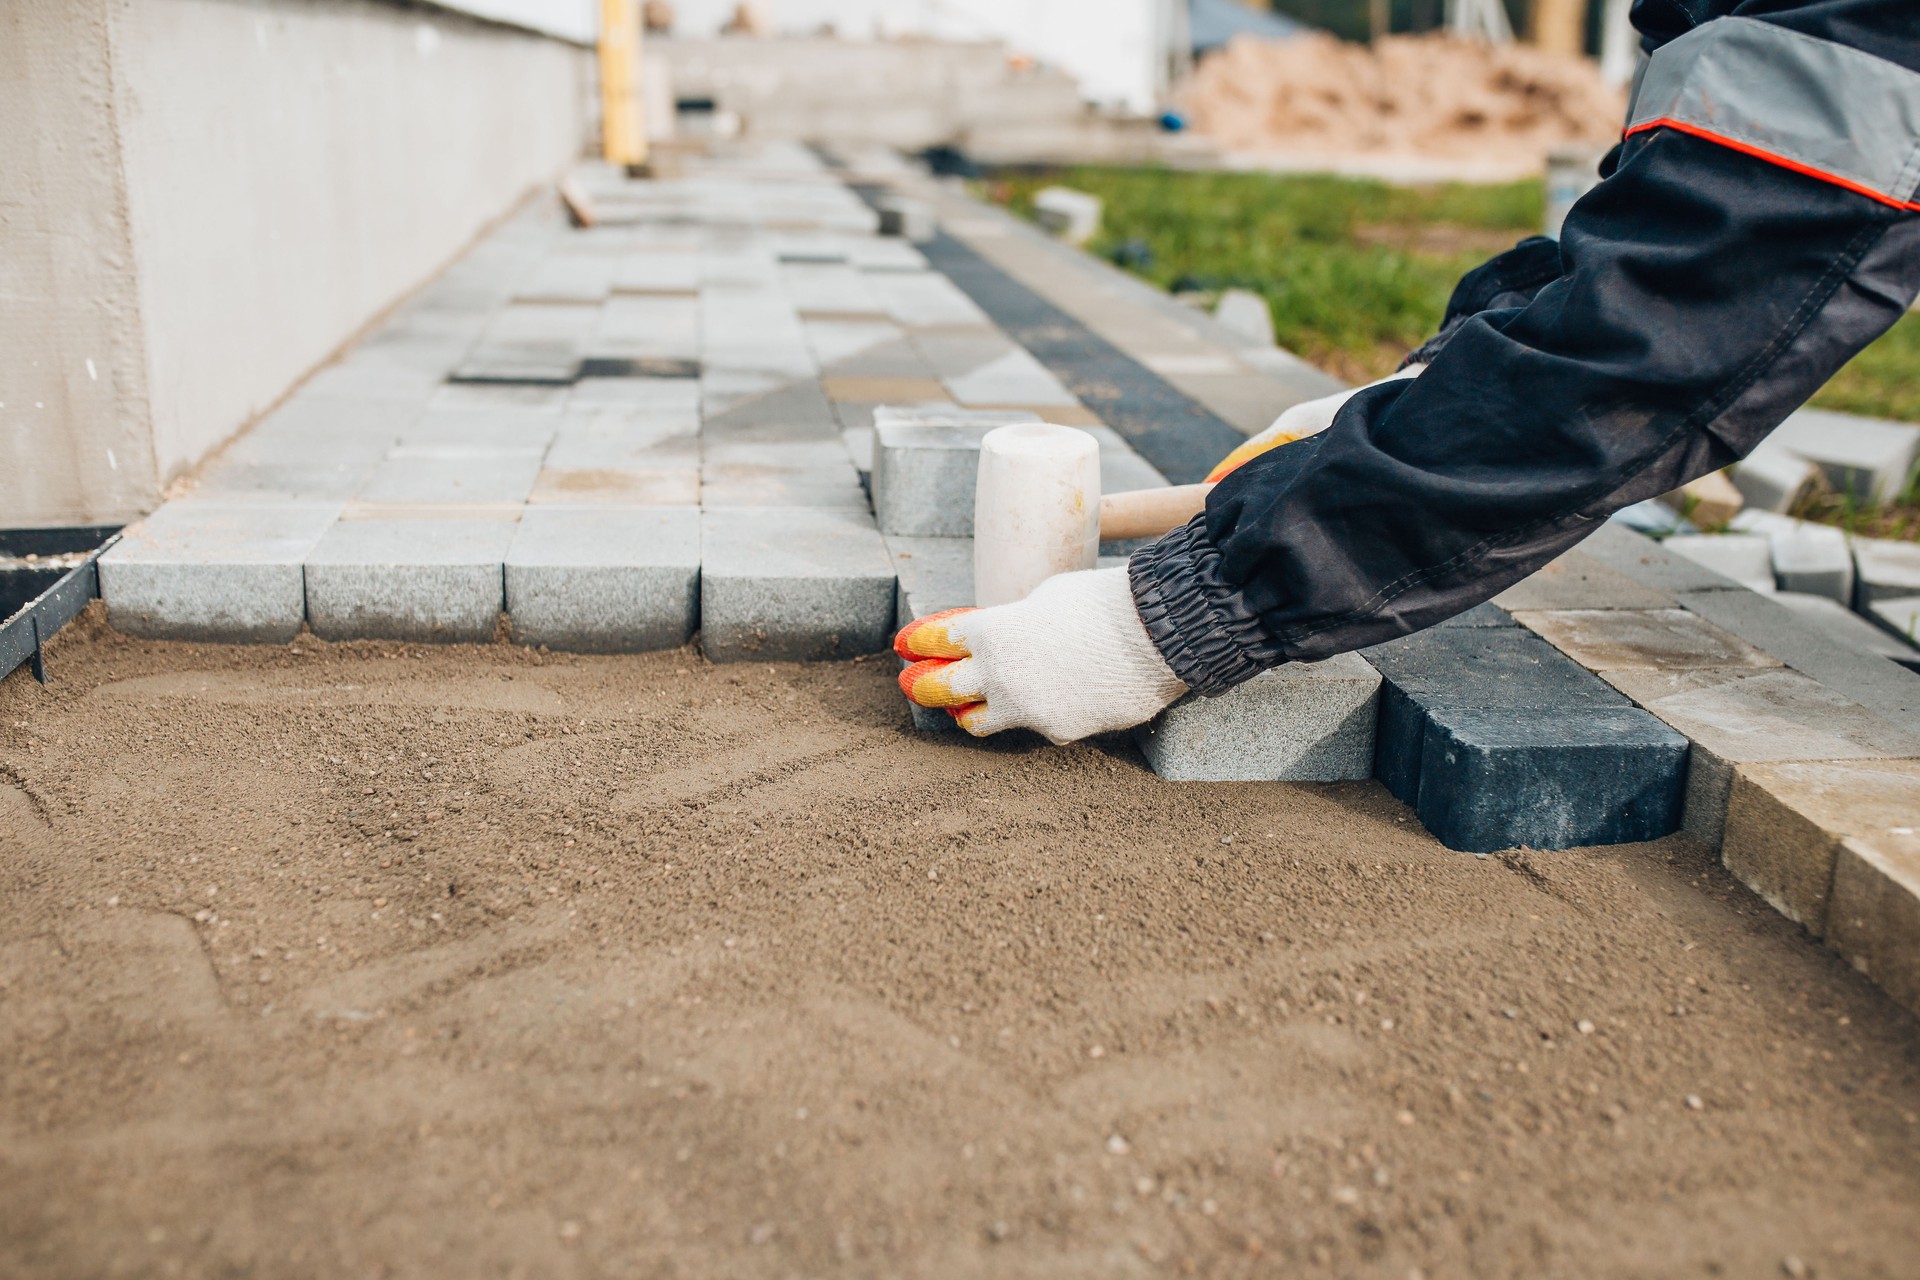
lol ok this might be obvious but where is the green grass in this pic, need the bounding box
[983,166,1542,382]
[983,165,1919,413]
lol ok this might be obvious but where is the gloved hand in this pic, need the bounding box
[1206,363,1426,483]
[895,566,1187,744]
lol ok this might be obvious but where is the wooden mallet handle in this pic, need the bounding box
[1098,483,1214,541]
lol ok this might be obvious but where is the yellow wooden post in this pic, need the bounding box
[599,0,646,170]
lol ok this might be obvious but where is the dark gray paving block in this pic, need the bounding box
[98,500,343,643]
[1364,627,1633,816]
[505,506,699,652]
[1677,588,1920,732]
[700,508,896,662]
[1414,705,1688,853]
[305,518,515,643]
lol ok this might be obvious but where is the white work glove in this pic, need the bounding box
[1206,363,1426,483]
[894,566,1188,744]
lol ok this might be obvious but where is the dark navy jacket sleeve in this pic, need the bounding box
[1131,0,1920,692]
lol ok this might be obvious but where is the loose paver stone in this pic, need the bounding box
[1135,653,1380,782]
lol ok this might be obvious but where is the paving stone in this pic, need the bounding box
[98,500,342,643]
[430,382,570,414]
[1601,667,1920,847]
[702,439,867,509]
[1513,608,1781,673]
[1411,704,1688,853]
[1772,592,1919,670]
[1827,826,1920,1018]
[1677,587,1920,731]
[876,195,935,242]
[1081,424,1170,495]
[886,533,974,733]
[1767,407,1920,505]
[299,358,443,404]
[870,408,1045,537]
[945,348,1079,408]
[822,376,949,404]
[779,262,881,315]
[1730,511,1854,602]
[1659,534,1776,594]
[841,426,875,480]
[700,507,896,662]
[1135,653,1380,782]
[305,517,515,643]
[1574,521,1746,594]
[869,272,989,327]
[1853,537,1920,605]
[396,409,559,451]
[1212,289,1276,348]
[1432,602,1521,628]
[1731,441,1825,512]
[1364,626,1638,812]
[612,252,702,295]
[1492,548,1678,610]
[516,252,618,303]
[453,302,600,384]
[504,506,699,651]
[1723,759,1920,932]
[1032,187,1102,245]
[806,320,917,373]
[590,295,700,362]
[701,375,840,443]
[1867,592,1920,639]
[356,449,545,505]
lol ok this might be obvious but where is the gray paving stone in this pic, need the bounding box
[1493,548,1679,610]
[516,252,618,304]
[396,409,559,451]
[700,507,897,662]
[1212,289,1276,348]
[1512,608,1781,673]
[1602,667,1920,847]
[872,419,1002,537]
[885,534,975,733]
[305,518,515,643]
[505,506,699,652]
[1827,823,1920,1019]
[1768,407,1920,505]
[356,449,545,505]
[589,295,700,363]
[945,348,1078,408]
[98,500,342,643]
[1660,534,1776,594]
[1081,424,1170,495]
[869,272,989,327]
[876,195,935,242]
[1362,626,1681,851]
[701,375,840,444]
[299,358,443,404]
[701,439,867,509]
[1135,653,1380,782]
[1575,521,1747,594]
[1731,441,1824,512]
[806,319,914,372]
[1676,587,1920,731]
[1432,602,1521,628]
[1730,512,1854,602]
[1869,596,1920,648]
[780,262,882,315]
[1032,187,1103,245]
[429,382,570,414]
[1854,537,1920,604]
[1772,592,1919,669]
[453,302,600,384]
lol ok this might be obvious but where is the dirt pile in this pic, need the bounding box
[1180,32,1628,169]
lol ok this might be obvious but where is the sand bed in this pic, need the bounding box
[2,607,1917,1277]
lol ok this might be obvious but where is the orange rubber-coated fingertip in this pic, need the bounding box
[952,702,990,735]
[893,607,978,661]
[899,657,972,708]
[1206,432,1303,484]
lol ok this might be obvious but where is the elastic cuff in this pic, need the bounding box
[1127,516,1285,696]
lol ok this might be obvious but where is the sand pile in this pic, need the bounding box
[1180,32,1627,169]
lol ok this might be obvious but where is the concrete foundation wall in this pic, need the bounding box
[1,0,592,528]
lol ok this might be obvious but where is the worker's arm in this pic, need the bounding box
[899,2,1920,739]
[1131,2,1920,691]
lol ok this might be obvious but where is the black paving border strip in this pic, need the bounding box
[846,184,1244,486]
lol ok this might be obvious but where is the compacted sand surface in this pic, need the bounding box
[2,609,1917,1279]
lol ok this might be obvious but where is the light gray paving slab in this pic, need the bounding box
[590,295,700,362]
[780,263,881,315]
[701,375,841,444]
[430,382,570,414]
[1493,549,1679,610]
[1135,653,1381,782]
[868,271,989,327]
[700,507,896,662]
[1213,289,1276,348]
[1773,591,1920,668]
[396,409,559,451]
[356,449,545,505]
[1660,534,1776,594]
[805,318,911,371]
[505,506,699,651]
[454,302,600,384]
[1731,511,1854,602]
[872,420,1001,537]
[612,252,702,295]
[1769,407,1920,505]
[569,376,702,414]
[305,517,516,643]
[945,348,1078,408]
[1869,596,1920,647]
[1574,521,1748,595]
[1513,608,1781,673]
[1855,537,1920,604]
[299,358,443,405]
[516,252,618,304]
[1732,441,1824,512]
[99,500,343,642]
